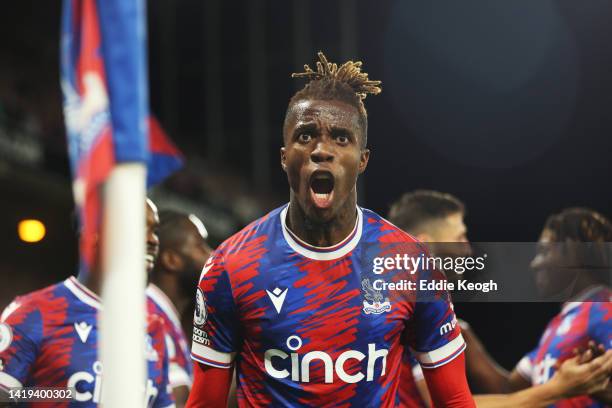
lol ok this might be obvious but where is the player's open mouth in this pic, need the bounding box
[309,171,335,209]
[145,253,156,265]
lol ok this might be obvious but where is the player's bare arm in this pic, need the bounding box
[473,349,612,408]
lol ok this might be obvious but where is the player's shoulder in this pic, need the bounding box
[215,205,285,259]
[1,280,67,322]
[563,285,612,315]
[146,312,166,337]
[360,207,423,245]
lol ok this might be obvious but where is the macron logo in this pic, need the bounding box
[75,322,93,343]
[266,287,288,314]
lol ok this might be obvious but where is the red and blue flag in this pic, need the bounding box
[60,0,182,271]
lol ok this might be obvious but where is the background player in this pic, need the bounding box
[389,193,612,406]
[512,208,611,406]
[147,210,213,406]
[389,190,470,406]
[462,208,612,406]
[186,52,474,407]
[0,199,175,407]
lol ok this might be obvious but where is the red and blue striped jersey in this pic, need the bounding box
[191,205,464,407]
[0,277,175,408]
[147,283,193,389]
[515,286,611,408]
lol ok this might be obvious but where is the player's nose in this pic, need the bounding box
[310,139,335,163]
[530,253,544,271]
[147,229,159,249]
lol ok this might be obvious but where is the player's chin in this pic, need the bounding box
[145,254,156,273]
[535,271,556,297]
[302,197,337,223]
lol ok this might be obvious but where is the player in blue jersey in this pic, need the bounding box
[389,191,612,407]
[148,210,213,407]
[0,199,175,407]
[512,208,612,407]
[389,190,470,407]
[186,52,475,407]
[455,208,612,407]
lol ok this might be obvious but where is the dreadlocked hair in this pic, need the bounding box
[544,208,612,242]
[286,51,382,147]
[544,208,612,280]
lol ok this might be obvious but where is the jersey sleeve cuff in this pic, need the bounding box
[415,333,466,369]
[0,372,23,389]
[412,364,424,382]
[191,342,235,369]
[515,355,533,382]
[168,363,193,388]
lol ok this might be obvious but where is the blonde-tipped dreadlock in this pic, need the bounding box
[285,52,381,147]
[292,51,382,100]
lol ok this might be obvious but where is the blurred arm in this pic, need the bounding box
[172,385,190,408]
[474,349,612,408]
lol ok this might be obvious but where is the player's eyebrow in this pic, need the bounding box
[292,122,318,139]
[330,126,354,139]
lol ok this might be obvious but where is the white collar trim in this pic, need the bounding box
[146,283,182,329]
[561,285,609,315]
[64,276,102,310]
[280,205,363,261]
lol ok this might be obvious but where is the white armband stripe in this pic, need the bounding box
[191,342,234,368]
[412,364,424,382]
[0,372,23,389]
[515,355,533,382]
[416,334,466,368]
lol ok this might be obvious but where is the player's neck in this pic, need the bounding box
[77,267,102,297]
[287,193,358,248]
[568,274,603,301]
[151,273,189,312]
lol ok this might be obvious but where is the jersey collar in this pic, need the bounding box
[280,204,363,261]
[146,283,182,330]
[64,276,102,310]
[561,285,610,315]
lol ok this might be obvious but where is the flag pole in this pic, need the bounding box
[100,163,147,407]
[61,0,180,403]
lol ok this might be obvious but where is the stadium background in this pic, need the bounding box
[0,0,610,372]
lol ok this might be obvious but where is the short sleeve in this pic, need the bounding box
[404,263,465,369]
[190,251,238,369]
[0,298,43,388]
[588,301,612,348]
[403,350,424,381]
[165,333,191,389]
[515,349,536,382]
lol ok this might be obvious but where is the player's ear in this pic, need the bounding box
[358,148,370,174]
[280,147,287,172]
[161,250,183,273]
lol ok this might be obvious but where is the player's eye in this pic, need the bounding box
[336,135,349,145]
[298,133,312,143]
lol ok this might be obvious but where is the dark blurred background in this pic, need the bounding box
[1,0,610,371]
